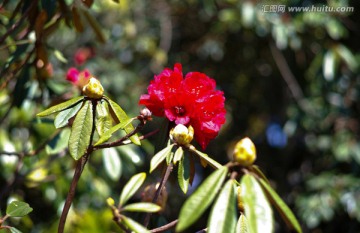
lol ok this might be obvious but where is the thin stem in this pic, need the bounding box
[150,219,178,233]
[57,100,97,233]
[143,163,174,228]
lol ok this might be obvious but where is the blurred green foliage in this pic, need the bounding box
[0,0,360,232]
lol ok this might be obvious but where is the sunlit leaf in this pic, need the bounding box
[102,148,122,181]
[119,172,146,206]
[322,50,336,81]
[95,100,112,137]
[45,128,70,155]
[122,202,161,213]
[241,174,273,233]
[258,178,302,233]
[176,167,228,232]
[150,144,174,173]
[104,96,140,145]
[236,214,248,233]
[94,118,133,146]
[37,96,84,117]
[53,49,68,63]
[173,146,184,165]
[69,101,93,160]
[10,227,22,233]
[190,148,222,169]
[54,101,83,128]
[207,179,237,233]
[178,151,190,194]
[121,215,151,233]
[6,201,33,217]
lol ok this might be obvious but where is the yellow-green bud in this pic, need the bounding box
[106,197,115,207]
[82,77,104,99]
[233,137,256,166]
[170,124,194,146]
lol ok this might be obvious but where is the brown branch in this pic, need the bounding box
[150,219,178,233]
[143,163,174,228]
[58,100,98,233]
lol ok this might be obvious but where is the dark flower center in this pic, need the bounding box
[174,106,185,116]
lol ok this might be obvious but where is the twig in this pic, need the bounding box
[269,42,304,102]
[150,219,178,233]
[143,163,174,228]
[57,100,98,233]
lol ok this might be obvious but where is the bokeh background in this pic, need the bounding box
[1,0,360,232]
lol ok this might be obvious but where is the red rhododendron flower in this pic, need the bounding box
[139,63,226,149]
[74,47,94,66]
[66,68,91,88]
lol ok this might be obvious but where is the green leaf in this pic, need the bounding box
[121,215,151,233]
[119,172,146,206]
[54,101,83,128]
[236,214,248,233]
[173,146,184,164]
[251,165,270,184]
[102,148,122,181]
[54,49,68,63]
[10,227,23,233]
[258,178,302,233]
[104,96,140,145]
[37,96,84,117]
[82,9,106,43]
[68,101,93,160]
[191,148,223,169]
[122,202,161,213]
[176,167,228,232]
[45,128,70,155]
[95,100,112,137]
[94,118,133,146]
[6,201,33,217]
[241,174,274,233]
[150,144,174,173]
[178,151,190,194]
[207,179,237,233]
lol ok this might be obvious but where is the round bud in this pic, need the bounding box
[82,77,104,99]
[170,124,194,146]
[141,183,168,211]
[140,108,152,118]
[233,137,256,166]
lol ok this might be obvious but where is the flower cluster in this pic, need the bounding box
[139,63,226,149]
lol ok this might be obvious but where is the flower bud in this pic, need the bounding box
[170,124,194,146]
[106,197,115,207]
[140,108,152,119]
[82,77,104,99]
[233,137,256,166]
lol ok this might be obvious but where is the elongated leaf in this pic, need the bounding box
[94,118,133,146]
[208,180,237,233]
[241,174,273,233]
[173,146,184,165]
[122,202,161,213]
[10,227,23,233]
[45,128,70,155]
[37,96,84,117]
[95,100,112,137]
[102,148,122,181]
[104,96,140,145]
[54,101,83,128]
[191,148,222,169]
[121,215,151,233]
[69,101,93,160]
[176,167,228,232]
[258,178,302,233]
[119,173,146,206]
[251,165,270,184]
[236,214,248,233]
[6,201,33,217]
[150,144,174,173]
[82,9,106,43]
[178,152,190,194]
